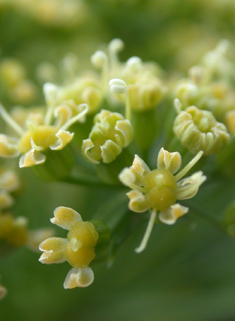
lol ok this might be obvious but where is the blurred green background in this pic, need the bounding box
[1,1,235,320]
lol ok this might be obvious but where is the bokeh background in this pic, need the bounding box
[1,1,235,320]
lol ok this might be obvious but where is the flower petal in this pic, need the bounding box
[19,149,46,168]
[50,129,74,150]
[39,237,68,264]
[159,203,189,225]
[51,206,82,230]
[63,267,94,289]
[81,139,99,164]
[177,171,206,200]
[100,140,122,163]
[119,168,136,187]
[54,104,72,128]
[157,147,181,174]
[127,190,149,213]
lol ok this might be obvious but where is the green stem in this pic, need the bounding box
[60,172,124,189]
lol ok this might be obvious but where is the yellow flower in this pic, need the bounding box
[39,206,99,288]
[0,101,88,168]
[119,148,206,252]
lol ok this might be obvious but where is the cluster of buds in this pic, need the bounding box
[173,99,230,155]
[82,109,133,164]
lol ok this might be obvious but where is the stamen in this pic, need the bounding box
[61,104,88,130]
[128,183,146,193]
[135,209,157,253]
[44,105,54,126]
[174,150,203,182]
[0,104,24,136]
[91,51,108,94]
[109,79,131,120]
[108,38,124,71]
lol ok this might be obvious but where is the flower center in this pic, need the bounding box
[143,169,177,212]
[18,125,58,154]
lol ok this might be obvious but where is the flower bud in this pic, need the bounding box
[174,105,230,154]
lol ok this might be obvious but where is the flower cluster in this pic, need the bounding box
[1,38,235,294]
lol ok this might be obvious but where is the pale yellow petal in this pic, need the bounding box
[159,203,189,225]
[51,206,82,230]
[63,267,94,289]
[39,237,68,264]
[177,171,206,200]
[49,129,74,150]
[157,148,182,174]
[127,190,149,213]
[19,149,46,168]
[81,139,99,164]
[100,140,122,163]
[54,104,72,128]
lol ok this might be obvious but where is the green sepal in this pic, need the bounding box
[91,219,111,263]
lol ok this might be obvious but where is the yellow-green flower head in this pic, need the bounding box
[0,102,88,168]
[82,109,133,164]
[43,76,103,114]
[39,206,99,288]
[173,99,230,154]
[119,148,206,225]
